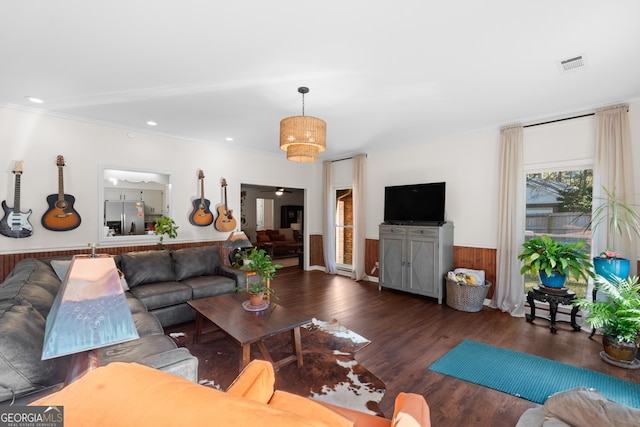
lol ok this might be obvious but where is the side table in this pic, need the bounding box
[526,286,580,333]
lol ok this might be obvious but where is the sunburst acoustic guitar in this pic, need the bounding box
[41,155,81,231]
[189,169,214,226]
[0,161,34,238]
[214,178,237,232]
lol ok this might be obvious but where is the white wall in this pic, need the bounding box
[0,106,321,254]
[2,100,639,256]
[365,100,640,252]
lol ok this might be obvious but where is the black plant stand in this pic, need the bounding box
[526,286,580,333]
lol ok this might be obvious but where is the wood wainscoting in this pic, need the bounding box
[310,236,497,299]
[0,241,229,283]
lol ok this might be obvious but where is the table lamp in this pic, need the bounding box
[223,231,254,265]
[42,254,139,385]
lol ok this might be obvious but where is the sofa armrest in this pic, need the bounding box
[391,393,431,427]
[220,265,246,288]
[226,359,275,403]
[140,347,198,383]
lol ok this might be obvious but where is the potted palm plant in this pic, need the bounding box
[574,275,640,364]
[518,235,594,289]
[235,248,281,306]
[588,186,640,280]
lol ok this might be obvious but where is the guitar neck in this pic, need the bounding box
[200,178,205,204]
[58,166,65,201]
[14,174,21,212]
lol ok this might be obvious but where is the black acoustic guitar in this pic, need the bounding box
[41,155,81,231]
[189,169,214,226]
[0,161,34,238]
[214,178,236,232]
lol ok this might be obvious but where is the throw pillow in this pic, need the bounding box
[50,260,71,281]
[257,234,271,242]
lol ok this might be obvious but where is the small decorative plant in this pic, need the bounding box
[574,275,640,344]
[600,249,621,260]
[234,248,282,296]
[518,235,594,282]
[154,216,178,248]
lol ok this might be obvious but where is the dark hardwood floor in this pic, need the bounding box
[202,267,640,426]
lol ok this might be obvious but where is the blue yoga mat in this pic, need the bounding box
[428,340,640,407]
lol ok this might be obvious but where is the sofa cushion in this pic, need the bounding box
[0,299,68,403]
[269,390,353,427]
[31,362,351,427]
[119,250,176,287]
[257,234,271,242]
[270,234,286,241]
[0,259,60,317]
[171,246,221,281]
[128,281,192,310]
[131,311,163,337]
[180,275,236,299]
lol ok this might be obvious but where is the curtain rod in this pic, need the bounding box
[523,112,594,128]
[523,105,629,129]
[331,153,367,163]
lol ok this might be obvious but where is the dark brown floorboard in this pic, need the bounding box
[181,268,640,426]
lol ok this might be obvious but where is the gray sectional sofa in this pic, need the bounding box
[0,245,244,404]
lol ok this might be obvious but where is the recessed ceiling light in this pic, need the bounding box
[26,96,44,104]
[147,121,157,126]
[225,137,234,142]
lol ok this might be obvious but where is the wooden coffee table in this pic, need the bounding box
[188,293,312,372]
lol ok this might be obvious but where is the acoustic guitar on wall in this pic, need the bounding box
[41,155,82,231]
[189,169,214,226]
[214,178,237,232]
[0,161,34,238]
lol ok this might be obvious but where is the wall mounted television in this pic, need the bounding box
[383,182,446,225]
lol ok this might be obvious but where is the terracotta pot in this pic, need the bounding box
[249,292,265,306]
[602,334,638,363]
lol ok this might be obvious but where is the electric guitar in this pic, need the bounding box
[0,161,34,238]
[41,155,82,231]
[189,169,214,226]
[214,178,237,232]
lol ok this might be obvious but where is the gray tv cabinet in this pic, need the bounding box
[378,222,454,304]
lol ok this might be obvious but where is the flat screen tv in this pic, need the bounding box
[384,182,446,225]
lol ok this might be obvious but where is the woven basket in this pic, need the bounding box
[445,278,492,312]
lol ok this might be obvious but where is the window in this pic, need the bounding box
[335,189,353,267]
[524,169,593,298]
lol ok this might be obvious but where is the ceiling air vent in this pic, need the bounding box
[557,54,588,73]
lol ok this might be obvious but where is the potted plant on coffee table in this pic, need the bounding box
[518,235,594,289]
[235,248,281,308]
[574,275,640,365]
[587,186,640,281]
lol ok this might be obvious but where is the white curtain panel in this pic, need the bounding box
[351,154,367,281]
[594,104,637,277]
[490,125,526,316]
[322,160,337,274]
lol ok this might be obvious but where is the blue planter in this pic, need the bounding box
[593,257,630,281]
[539,270,567,289]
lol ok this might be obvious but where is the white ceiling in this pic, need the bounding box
[2,1,640,160]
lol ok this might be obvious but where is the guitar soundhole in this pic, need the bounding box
[55,200,68,210]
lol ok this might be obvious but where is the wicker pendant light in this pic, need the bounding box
[279,87,326,162]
